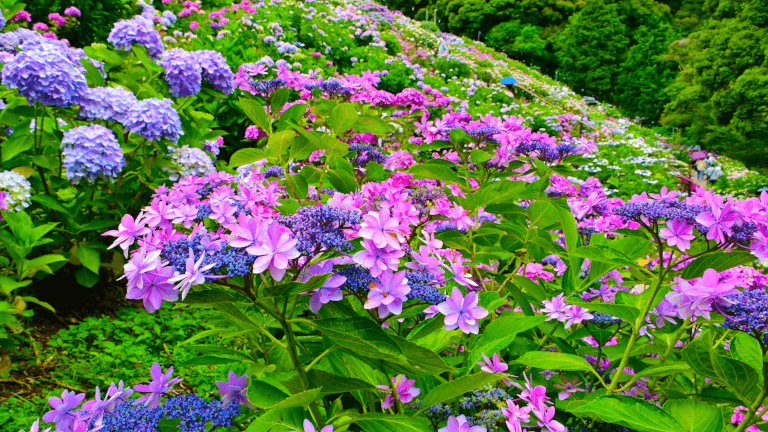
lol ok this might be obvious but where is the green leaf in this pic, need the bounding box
[184,289,236,304]
[528,201,559,228]
[326,169,357,193]
[267,130,296,158]
[319,135,349,156]
[261,274,331,298]
[406,317,445,342]
[31,194,69,214]
[470,315,545,363]
[681,251,755,279]
[270,88,291,113]
[366,161,388,181]
[178,355,241,367]
[281,369,375,396]
[0,276,31,296]
[131,45,162,71]
[416,373,501,415]
[663,399,723,432]
[229,148,267,168]
[289,135,317,161]
[633,362,690,379]
[731,332,763,381]
[75,267,100,288]
[1,131,34,161]
[330,103,358,134]
[22,254,67,279]
[286,173,309,199]
[406,161,459,183]
[355,116,391,134]
[77,245,101,274]
[32,155,58,170]
[80,58,106,87]
[710,346,762,403]
[515,351,595,372]
[240,98,272,134]
[352,413,433,432]
[570,246,638,269]
[248,379,290,408]
[269,388,321,410]
[682,339,718,379]
[569,395,686,432]
[470,149,493,164]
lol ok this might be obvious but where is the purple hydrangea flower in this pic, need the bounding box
[204,136,223,156]
[376,375,420,409]
[196,50,235,94]
[108,16,164,58]
[64,7,81,17]
[249,220,300,281]
[158,48,202,97]
[0,10,6,30]
[123,98,183,141]
[437,288,488,334]
[19,419,52,432]
[78,86,137,123]
[61,125,126,183]
[1,44,87,107]
[41,390,86,431]
[365,270,410,318]
[439,415,486,432]
[133,362,183,409]
[215,371,252,408]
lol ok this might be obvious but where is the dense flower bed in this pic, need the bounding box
[1,1,768,432]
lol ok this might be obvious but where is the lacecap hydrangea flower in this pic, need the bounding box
[123,98,182,141]
[1,44,87,107]
[78,86,137,123]
[107,16,164,58]
[0,170,32,211]
[158,48,202,97]
[164,145,215,180]
[61,125,126,183]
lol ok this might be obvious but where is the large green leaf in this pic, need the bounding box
[470,315,545,363]
[680,251,755,279]
[515,351,594,372]
[330,103,358,134]
[247,379,290,408]
[710,347,762,403]
[570,396,685,432]
[352,413,433,432]
[76,245,100,274]
[281,369,375,396]
[406,161,459,183]
[230,148,267,168]
[326,169,358,193]
[416,373,500,415]
[663,399,723,432]
[240,98,272,134]
[731,332,763,381]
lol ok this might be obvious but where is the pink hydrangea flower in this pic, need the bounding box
[365,270,410,318]
[377,375,420,409]
[436,287,488,334]
[439,415,486,432]
[249,220,300,281]
[660,219,696,251]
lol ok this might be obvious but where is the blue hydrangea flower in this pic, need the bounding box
[158,48,202,97]
[0,170,32,211]
[107,16,164,58]
[78,86,137,123]
[196,50,235,94]
[61,125,126,183]
[1,44,87,107]
[123,98,182,141]
[164,145,214,180]
[162,10,177,24]
[0,9,6,30]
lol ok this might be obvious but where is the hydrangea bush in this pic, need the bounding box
[3,1,768,432]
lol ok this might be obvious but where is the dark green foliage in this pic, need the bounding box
[25,0,138,47]
[662,0,768,168]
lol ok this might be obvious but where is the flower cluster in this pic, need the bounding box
[0,170,32,211]
[61,125,127,183]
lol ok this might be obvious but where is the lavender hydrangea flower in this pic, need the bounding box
[61,125,126,183]
[108,16,164,58]
[437,288,488,334]
[215,372,252,408]
[0,10,6,30]
[0,170,32,211]
[78,86,137,123]
[196,50,235,94]
[41,390,86,431]
[1,44,87,107]
[158,48,202,97]
[365,270,410,318]
[123,98,183,141]
[164,145,215,180]
[133,362,183,409]
[64,7,81,17]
